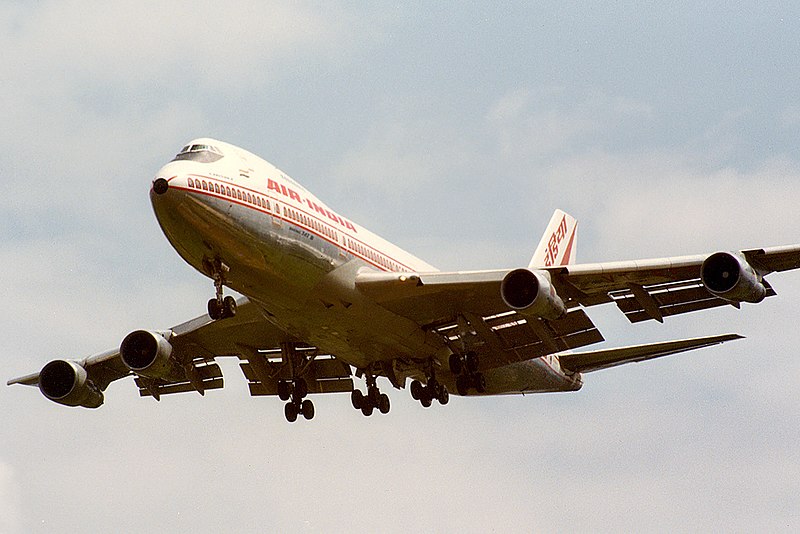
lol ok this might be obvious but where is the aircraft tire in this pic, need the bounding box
[285,402,298,423]
[378,393,390,414]
[361,403,374,416]
[301,399,315,420]
[456,375,469,396]
[420,391,432,408]
[207,299,222,320]
[437,386,449,405]
[222,296,237,318]
[351,389,363,409]
[410,380,423,400]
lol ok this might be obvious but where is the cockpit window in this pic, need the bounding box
[171,144,224,163]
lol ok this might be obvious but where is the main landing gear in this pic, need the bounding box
[206,258,236,320]
[278,378,315,422]
[278,343,315,423]
[409,360,449,408]
[449,351,486,396]
[351,373,390,417]
[410,376,449,407]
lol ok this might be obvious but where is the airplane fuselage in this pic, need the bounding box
[150,139,582,394]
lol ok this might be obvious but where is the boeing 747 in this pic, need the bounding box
[9,139,800,422]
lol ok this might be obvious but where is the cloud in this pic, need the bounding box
[1,1,358,94]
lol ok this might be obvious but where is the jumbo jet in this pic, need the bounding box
[9,139,800,422]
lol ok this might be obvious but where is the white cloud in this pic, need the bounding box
[1,1,357,94]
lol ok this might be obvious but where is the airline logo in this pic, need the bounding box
[267,178,357,232]
[530,210,578,268]
[544,215,571,266]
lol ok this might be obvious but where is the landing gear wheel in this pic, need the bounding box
[410,380,423,401]
[420,390,433,408]
[301,399,315,420]
[284,402,298,423]
[351,389,364,410]
[367,387,381,407]
[222,296,237,318]
[428,377,439,393]
[378,393,390,414]
[361,403,374,416]
[456,375,469,396]
[277,380,291,401]
[437,386,450,405]
[208,299,222,320]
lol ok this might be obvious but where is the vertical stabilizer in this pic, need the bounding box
[528,210,578,268]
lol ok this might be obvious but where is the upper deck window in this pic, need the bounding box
[172,144,224,163]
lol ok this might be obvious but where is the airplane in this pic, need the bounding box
[9,138,800,422]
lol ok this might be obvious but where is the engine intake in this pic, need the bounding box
[38,360,104,408]
[120,330,179,380]
[500,268,567,320]
[701,251,766,303]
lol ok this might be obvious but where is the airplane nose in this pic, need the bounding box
[153,178,169,195]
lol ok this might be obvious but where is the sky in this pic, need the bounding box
[2,1,800,532]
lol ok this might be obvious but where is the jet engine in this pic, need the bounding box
[500,268,567,320]
[38,359,104,408]
[701,251,767,303]
[120,330,181,381]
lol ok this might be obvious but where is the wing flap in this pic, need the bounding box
[240,354,353,396]
[432,309,604,370]
[559,333,743,373]
[134,357,224,398]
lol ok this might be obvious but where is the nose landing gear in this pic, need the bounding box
[205,258,236,320]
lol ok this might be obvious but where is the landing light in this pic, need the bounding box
[153,178,169,195]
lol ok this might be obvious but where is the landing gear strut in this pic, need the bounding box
[351,373,390,416]
[205,258,236,320]
[450,351,486,396]
[410,361,450,408]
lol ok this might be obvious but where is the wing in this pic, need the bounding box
[558,333,743,373]
[547,245,800,323]
[356,269,605,371]
[8,297,353,407]
[355,244,800,370]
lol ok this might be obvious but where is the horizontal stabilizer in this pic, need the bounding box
[559,333,743,373]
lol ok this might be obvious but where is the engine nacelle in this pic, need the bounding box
[500,268,567,320]
[120,330,179,380]
[701,251,767,303]
[38,360,104,408]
